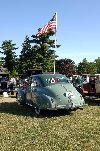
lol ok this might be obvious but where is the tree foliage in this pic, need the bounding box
[56,58,76,77]
[1,35,100,77]
[95,57,100,73]
[31,30,58,72]
[0,40,18,74]
[77,58,89,75]
[18,36,32,74]
[77,58,97,75]
[19,30,59,74]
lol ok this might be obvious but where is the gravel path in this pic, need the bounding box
[0,97,16,103]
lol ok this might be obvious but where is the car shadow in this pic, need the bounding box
[0,102,73,118]
[84,97,100,106]
[41,109,73,118]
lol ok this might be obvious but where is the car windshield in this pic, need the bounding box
[38,74,70,87]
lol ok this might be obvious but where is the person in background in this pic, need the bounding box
[10,77,16,87]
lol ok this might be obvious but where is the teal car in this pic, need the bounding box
[16,74,85,114]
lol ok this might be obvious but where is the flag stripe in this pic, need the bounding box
[37,14,56,36]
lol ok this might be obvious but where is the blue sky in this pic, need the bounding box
[0,0,100,64]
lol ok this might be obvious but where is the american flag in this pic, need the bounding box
[37,13,57,36]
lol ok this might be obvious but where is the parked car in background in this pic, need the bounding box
[0,71,17,96]
[16,73,86,114]
[0,72,9,93]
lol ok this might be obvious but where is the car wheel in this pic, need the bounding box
[34,107,41,115]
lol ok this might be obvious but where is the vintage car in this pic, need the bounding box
[16,74,86,114]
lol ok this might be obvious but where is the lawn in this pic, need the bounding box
[0,99,100,151]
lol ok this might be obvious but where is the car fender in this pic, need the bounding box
[33,92,53,109]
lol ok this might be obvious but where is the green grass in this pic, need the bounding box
[0,99,100,151]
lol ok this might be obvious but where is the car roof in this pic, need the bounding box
[30,73,63,78]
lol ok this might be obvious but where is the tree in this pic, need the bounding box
[19,30,60,74]
[0,40,18,74]
[30,30,59,72]
[86,62,97,74]
[18,36,32,74]
[77,58,97,75]
[95,57,100,73]
[77,58,88,75]
[56,58,76,77]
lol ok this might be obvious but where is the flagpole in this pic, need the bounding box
[54,12,57,74]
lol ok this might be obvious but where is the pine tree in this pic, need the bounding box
[0,40,18,74]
